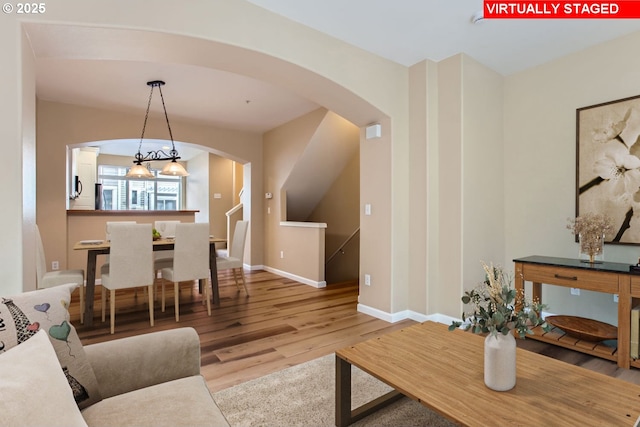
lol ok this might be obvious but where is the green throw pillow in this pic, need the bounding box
[0,283,102,409]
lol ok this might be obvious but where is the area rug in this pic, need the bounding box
[212,354,456,427]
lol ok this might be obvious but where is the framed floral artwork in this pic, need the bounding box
[577,94,640,245]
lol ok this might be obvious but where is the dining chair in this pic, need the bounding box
[102,221,137,273]
[105,221,136,241]
[160,222,211,321]
[216,220,249,295]
[153,220,181,273]
[35,225,86,323]
[103,220,146,299]
[100,223,155,334]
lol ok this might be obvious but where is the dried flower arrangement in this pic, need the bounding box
[566,213,613,263]
[449,262,549,338]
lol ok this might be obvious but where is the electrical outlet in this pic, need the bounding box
[51,261,59,271]
[570,288,580,296]
[280,251,284,259]
[364,274,371,286]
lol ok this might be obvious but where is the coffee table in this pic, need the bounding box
[335,321,640,426]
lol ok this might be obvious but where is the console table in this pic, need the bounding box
[514,256,638,369]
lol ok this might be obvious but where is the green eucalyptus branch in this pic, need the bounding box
[449,262,551,338]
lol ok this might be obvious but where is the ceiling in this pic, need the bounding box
[247,0,640,75]
[29,1,640,159]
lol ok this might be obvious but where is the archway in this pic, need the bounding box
[27,19,398,316]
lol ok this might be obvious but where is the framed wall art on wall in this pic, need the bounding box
[577,94,640,245]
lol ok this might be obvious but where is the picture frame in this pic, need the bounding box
[576,94,640,245]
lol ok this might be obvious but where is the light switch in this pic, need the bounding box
[365,204,372,216]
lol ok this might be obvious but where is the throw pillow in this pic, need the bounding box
[0,329,88,427]
[0,283,102,409]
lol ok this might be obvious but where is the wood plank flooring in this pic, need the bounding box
[73,269,640,393]
[74,270,414,392]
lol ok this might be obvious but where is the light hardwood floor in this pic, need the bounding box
[74,270,415,392]
[73,269,640,393]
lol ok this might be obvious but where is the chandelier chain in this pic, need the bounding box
[157,84,176,153]
[137,83,155,155]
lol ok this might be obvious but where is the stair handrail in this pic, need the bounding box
[326,227,360,265]
[223,203,243,254]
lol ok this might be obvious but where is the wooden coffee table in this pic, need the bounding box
[335,321,640,426]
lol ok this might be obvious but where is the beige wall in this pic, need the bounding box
[263,108,360,285]
[408,60,432,315]
[233,162,243,207]
[308,150,360,252]
[404,55,504,321]
[209,154,236,240]
[436,56,464,319]
[461,57,505,300]
[264,109,327,267]
[308,151,360,283]
[504,31,640,326]
[187,151,210,224]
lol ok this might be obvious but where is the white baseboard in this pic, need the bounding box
[356,304,457,325]
[262,266,327,288]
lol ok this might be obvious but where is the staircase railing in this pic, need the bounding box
[326,228,360,265]
[223,203,243,254]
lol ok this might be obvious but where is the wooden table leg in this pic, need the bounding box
[83,250,98,327]
[209,243,219,305]
[335,353,403,426]
[335,354,352,427]
[515,262,541,304]
[618,274,631,369]
[532,282,542,304]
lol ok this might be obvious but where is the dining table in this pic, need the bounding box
[73,236,226,327]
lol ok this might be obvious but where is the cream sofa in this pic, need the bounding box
[81,327,230,426]
[0,283,230,426]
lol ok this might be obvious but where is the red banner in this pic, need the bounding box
[484,1,640,18]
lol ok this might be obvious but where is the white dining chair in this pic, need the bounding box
[153,220,181,272]
[217,220,249,295]
[105,221,136,241]
[102,221,137,273]
[35,225,86,323]
[160,222,211,321]
[100,223,155,334]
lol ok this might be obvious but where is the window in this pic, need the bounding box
[98,165,183,210]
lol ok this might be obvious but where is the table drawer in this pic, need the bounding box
[522,264,618,293]
[631,276,640,296]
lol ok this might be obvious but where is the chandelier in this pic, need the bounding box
[126,80,189,178]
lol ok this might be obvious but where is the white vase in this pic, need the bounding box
[484,332,516,391]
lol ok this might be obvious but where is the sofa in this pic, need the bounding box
[0,283,230,427]
[81,327,230,426]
